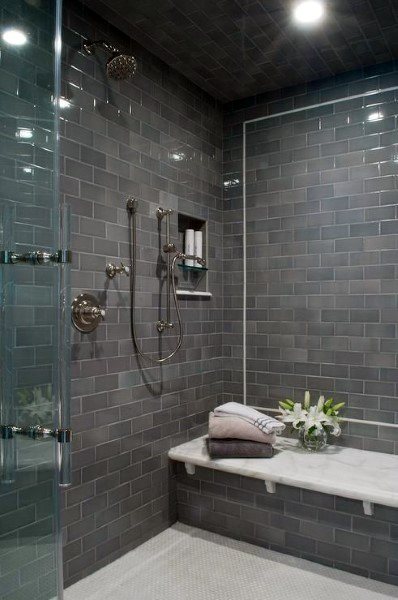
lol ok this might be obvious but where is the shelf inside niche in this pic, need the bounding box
[176,290,212,298]
[177,263,208,272]
[177,212,209,296]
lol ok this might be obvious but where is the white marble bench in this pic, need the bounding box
[168,436,398,517]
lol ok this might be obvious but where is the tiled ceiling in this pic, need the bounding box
[86,0,398,102]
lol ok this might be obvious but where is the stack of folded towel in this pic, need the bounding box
[207,402,285,459]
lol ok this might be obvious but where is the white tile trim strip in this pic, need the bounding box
[169,436,398,514]
[255,406,398,429]
[244,84,398,125]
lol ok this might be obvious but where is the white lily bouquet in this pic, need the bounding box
[278,391,345,451]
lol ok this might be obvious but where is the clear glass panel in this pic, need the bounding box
[0,0,65,599]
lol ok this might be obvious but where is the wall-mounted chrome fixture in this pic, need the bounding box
[83,39,137,80]
[106,262,130,278]
[223,178,240,189]
[71,293,105,333]
[127,197,205,364]
[157,206,175,334]
[169,151,186,162]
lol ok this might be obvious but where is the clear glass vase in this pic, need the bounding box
[299,426,327,452]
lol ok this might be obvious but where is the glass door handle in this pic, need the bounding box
[0,425,72,487]
[0,425,71,440]
[0,250,72,264]
[0,249,72,265]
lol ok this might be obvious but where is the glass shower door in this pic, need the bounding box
[0,1,69,599]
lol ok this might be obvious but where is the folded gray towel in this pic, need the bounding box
[205,437,274,459]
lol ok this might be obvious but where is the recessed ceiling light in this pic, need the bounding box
[293,1,325,24]
[2,28,28,46]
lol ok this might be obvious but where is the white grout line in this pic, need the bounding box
[251,406,398,429]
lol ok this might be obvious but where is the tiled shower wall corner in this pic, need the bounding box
[174,463,398,586]
[223,60,398,454]
[61,1,223,586]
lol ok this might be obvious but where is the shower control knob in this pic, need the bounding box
[71,293,105,333]
[106,262,130,278]
[90,306,106,318]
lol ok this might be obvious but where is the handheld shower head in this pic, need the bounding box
[83,40,137,80]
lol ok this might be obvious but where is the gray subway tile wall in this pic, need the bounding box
[61,0,223,586]
[59,0,398,587]
[174,463,398,586]
[223,60,398,454]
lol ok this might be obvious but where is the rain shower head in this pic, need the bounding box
[83,40,137,80]
[106,53,137,80]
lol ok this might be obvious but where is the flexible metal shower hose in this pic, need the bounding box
[128,208,183,364]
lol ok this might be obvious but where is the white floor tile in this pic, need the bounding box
[65,523,398,600]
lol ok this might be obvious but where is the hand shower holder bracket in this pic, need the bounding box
[157,320,174,333]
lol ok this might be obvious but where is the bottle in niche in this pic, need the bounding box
[184,229,194,266]
[194,230,203,267]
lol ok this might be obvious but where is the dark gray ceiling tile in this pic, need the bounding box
[85,0,398,102]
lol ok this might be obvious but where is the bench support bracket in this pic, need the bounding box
[185,462,195,475]
[363,501,374,516]
[265,480,276,494]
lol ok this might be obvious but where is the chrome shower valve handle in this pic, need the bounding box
[106,262,130,278]
[71,293,105,333]
[156,320,174,333]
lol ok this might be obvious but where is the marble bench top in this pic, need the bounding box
[169,436,398,513]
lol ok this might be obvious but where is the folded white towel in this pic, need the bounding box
[214,402,285,435]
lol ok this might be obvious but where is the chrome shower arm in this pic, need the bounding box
[83,39,120,56]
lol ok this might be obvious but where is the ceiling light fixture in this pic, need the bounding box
[293,1,325,24]
[2,28,28,46]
